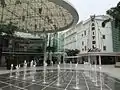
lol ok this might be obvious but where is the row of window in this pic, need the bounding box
[66,29,75,36]
[81,46,107,51]
[81,31,86,37]
[92,34,105,39]
[82,41,96,45]
[66,34,105,47]
[65,36,76,45]
[82,46,87,51]
[82,36,106,46]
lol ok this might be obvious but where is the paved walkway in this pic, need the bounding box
[100,65,120,79]
[0,64,120,79]
[59,64,120,79]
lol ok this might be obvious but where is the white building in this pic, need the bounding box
[63,15,113,53]
[64,28,77,50]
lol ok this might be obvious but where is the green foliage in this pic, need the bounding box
[107,2,120,20]
[106,2,120,28]
[88,47,101,52]
[0,22,17,37]
[102,2,120,28]
[65,49,80,56]
[0,22,18,50]
[102,18,111,27]
[0,0,6,8]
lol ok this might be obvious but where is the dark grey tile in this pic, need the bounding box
[0,83,8,88]
[2,86,21,90]
[44,87,63,90]
[51,81,68,89]
[0,77,10,82]
[15,81,32,88]
[6,80,22,85]
[25,84,45,90]
[0,70,119,90]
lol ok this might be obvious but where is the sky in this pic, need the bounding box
[69,0,119,21]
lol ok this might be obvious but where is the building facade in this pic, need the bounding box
[62,15,113,53]
[111,20,120,52]
[63,28,77,50]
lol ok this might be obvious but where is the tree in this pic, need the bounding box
[65,49,80,56]
[0,22,17,68]
[0,22,18,48]
[0,22,17,37]
[102,2,120,27]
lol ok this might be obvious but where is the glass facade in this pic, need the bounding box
[112,20,120,52]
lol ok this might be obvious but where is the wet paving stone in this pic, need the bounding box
[0,82,8,88]
[2,86,22,90]
[44,87,63,90]
[0,77,10,82]
[25,84,45,90]
[0,69,119,90]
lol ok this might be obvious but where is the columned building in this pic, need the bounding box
[62,15,113,54]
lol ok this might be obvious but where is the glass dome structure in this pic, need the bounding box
[0,0,79,33]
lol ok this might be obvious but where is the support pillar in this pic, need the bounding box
[43,33,47,64]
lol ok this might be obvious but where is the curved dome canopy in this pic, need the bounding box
[0,0,79,33]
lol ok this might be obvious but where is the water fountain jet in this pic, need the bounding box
[43,61,47,84]
[73,63,80,89]
[10,64,13,78]
[56,64,61,86]
[23,60,27,80]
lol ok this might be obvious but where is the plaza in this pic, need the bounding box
[0,64,120,90]
[0,0,120,90]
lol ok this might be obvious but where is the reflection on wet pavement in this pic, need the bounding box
[0,70,119,90]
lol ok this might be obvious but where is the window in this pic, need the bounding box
[84,31,86,35]
[92,41,96,44]
[82,48,84,51]
[102,35,105,39]
[82,41,84,45]
[85,46,87,51]
[93,32,95,35]
[82,34,83,37]
[92,27,95,30]
[92,36,95,39]
[92,23,95,26]
[103,46,106,51]
[92,45,95,49]
[91,18,95,21]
